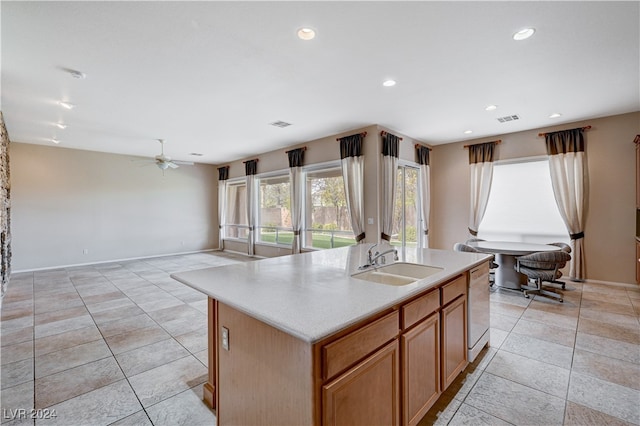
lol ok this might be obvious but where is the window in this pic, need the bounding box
[224,181,248,240]
[478,158,568,244]
[257,175,292,246]
[304,167,355,249]
[391,165,419,248]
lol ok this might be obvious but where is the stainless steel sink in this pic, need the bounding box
[351,262,444,286]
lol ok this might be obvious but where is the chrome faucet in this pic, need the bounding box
[366,243,379,265]
[359,244,398,269]
[370,248,399,266]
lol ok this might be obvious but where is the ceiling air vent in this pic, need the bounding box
[269,121,292,128]
[496,115,520,123]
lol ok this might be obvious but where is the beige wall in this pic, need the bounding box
[431,112,640,284]
[11,143,218,271]
[12,112,636,283]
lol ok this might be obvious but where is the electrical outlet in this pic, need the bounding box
[368,218,374,225]
[221,327,229,351]
[83,249,89,255]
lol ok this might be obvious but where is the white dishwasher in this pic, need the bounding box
[467,262,491,362]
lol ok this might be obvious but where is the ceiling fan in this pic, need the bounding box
[139,139,194,172]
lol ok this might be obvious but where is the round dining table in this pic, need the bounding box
[467,241,561,290]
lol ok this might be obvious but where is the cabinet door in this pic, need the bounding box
[636,241,640,284]
[401,313,440,426]
[323,340,400,426]
[636,141,640,209]
[441,295,467,391]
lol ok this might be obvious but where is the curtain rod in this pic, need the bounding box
[463,140,502,149]
[380,130,403,140]
[285,146,307,153]
[336,131,367,141]
[242,158,259,163]
[538,125,591,137]
[414,143,432,151]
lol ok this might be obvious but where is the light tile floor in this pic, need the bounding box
[1,252,639,425]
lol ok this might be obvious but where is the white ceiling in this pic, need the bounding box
[2,1,639,165]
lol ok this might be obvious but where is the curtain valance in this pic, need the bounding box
[416,145,430,166]
[218,166,229,181]
[287,148,305,168]
[382,133,400,157]
[244,159,258,176]
[339,134,364,159]
[545,128,585,155]
[468,142,497,164]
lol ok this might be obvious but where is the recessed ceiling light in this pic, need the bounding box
[297,27,316,40]
[382,79,396,87]
[189,153,203,156]
[54,123,67,129]
[58,101,75,110]
[485,105,498,111]
[51,138,60,144]
[549,112,562,118]
[513,28,535,41]
[464,130,473,134]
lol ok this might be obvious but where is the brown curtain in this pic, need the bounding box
[416,145,431,247]
[244,159,258,256]
[381,133,399,241]
[339,134,366,243]
[287,148,305,254]
[545,128,588,280]
[468,142,497,236]
[217,166,229,251]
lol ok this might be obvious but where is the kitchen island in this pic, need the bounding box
[171,245,492,426]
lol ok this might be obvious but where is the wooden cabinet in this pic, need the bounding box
[323,340,400,426]
[636,240,640,284]
[322,311,399,381]
[401,312,440,426]
[208,269,479,425]
[636,136,639,209]
[441,278,468,391]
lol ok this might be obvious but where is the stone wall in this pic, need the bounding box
[0,112,11,298]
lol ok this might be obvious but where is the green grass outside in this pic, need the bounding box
[259,231,356,249]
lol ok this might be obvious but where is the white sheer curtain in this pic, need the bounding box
[287,148,305,254]
[416,145,431,248]
[217,166,229,250]
[245,159,258,256]
[468,142,497,237]
[381,133,399,242]
[546,128,589,280]
[339,134,366,243]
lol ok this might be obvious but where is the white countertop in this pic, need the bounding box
[170,245,491,343]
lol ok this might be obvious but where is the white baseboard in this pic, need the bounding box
[12,248,219,274]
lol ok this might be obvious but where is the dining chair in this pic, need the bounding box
[514,251,572,302]
[549,242,571,253]
[547,242,571,289]
[453,243,499,285]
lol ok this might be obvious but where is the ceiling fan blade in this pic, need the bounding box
[172,160,194,166]
[167,162,180,169]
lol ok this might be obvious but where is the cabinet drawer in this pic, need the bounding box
[470,262,490,284]
[323,311,399,380]
[441,275,466,306]
[402,289,440,330]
